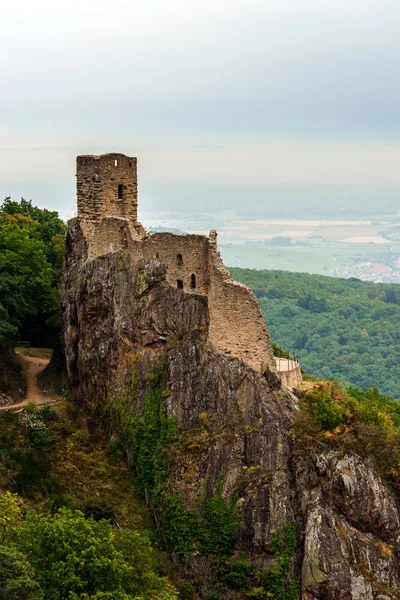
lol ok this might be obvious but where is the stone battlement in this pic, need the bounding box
[74,153,280,374]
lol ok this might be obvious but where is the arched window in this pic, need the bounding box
[118,184,123,200]
[177,253,183,266]
[177,280,184,289]
[190,274,196,289]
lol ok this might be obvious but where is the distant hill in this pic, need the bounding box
[230,267,400,398]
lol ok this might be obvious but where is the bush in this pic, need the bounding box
[197,491,240,556]
[309,388,350,430]
[0,491,22,542]
[176,580,196,600]
[37,405,57,422]
[212,555,251,589]
[25,415,49,446]
[254,524,297,600]
[162,495,196,561]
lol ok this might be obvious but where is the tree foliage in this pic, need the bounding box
[0,545,43,600]
[3,507,177,600]
[0,198,66,348]
[0,491,22,542]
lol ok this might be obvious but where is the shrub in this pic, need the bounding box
[37,405,57,422]
[294,381,400,497]
[254,524,297,600]
[176,579,196,600]
[162,495,196,561]
[0,491,22,542]
[197,491,240,556]
[212,554,251,589]
[25,415,49,446]
[304,382,351,430]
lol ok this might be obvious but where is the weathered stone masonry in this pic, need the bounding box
[75,152,279,373]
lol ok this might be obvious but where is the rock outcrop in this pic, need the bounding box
[62,219,400,599]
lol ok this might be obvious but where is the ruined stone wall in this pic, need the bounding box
[141,231,276,372]
[87,217,141,261]
[208,251,276,372]
[77,154,138,238]
[142,232,210,296]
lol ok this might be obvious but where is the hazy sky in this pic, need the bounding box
[1,0,400,218]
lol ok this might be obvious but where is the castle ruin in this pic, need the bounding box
[74,152,301,381]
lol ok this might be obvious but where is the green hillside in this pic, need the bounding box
[229,267,400,399]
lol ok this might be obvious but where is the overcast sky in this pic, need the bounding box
[1,0,400,218]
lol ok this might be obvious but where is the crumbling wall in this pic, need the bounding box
[208,251,276,372]
[142,232,210,296]
[88,217,141,261]
[77,154,138,237]
[141,232,275,372]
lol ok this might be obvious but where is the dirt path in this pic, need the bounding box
[0,352,61,411]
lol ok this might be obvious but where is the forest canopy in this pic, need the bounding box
[230,267,400,399]
[0,198,66,349]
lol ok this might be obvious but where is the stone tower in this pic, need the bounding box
[76,153,138,225]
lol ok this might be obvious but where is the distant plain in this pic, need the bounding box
[143,211,400,282]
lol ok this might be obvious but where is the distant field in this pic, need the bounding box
[147,213,400,282]
[221,243,392,271]
[217,220,393,245]
[222,242,400,282]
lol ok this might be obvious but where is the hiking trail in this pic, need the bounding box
[0,351,61,411]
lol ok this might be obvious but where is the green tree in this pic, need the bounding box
[0,545,43,600]
[0,198,66,348]
[0,215,52,346]
[16,508,128,599]
[16,508,176,600]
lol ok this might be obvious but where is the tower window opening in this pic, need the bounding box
[177,280,184,289]
[190,274,196,289]
[118,184,123,200]
[129,162,132,167]
[177,253,183,266]
[114,159,118,167]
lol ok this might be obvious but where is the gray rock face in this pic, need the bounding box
[62,219,400,599]
[298,453,400,598]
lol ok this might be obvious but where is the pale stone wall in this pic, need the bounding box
[275,358,302,388]
[141,231,276,371]
[208,250,276,372]
[142,232,210,296]
[88,217,141,261]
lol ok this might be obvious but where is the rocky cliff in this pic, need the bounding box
[62,218,400,599]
